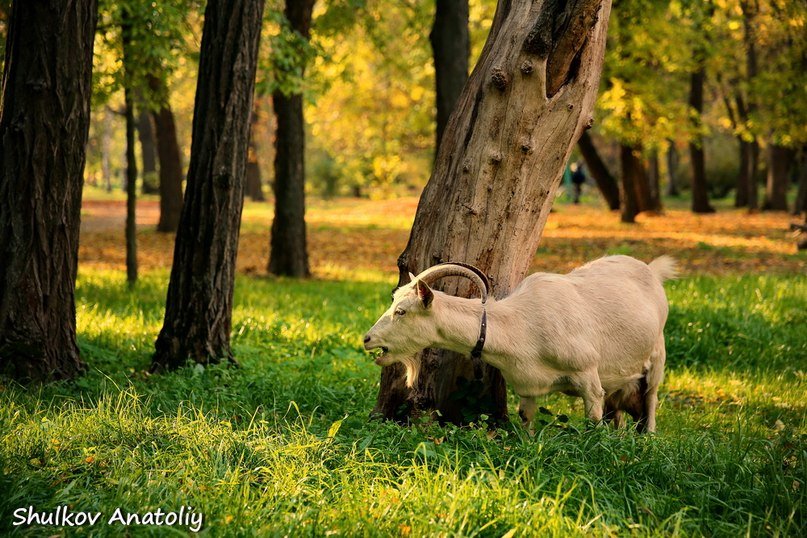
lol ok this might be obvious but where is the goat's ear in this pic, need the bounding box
[415,279,433,308]
[408,271,416,283]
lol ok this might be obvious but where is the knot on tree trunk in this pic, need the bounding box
[522,0,604,97]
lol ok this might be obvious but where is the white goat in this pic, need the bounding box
[364,255,677,432]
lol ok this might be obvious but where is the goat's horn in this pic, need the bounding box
[415,262,490,304]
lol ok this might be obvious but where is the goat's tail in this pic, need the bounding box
[648,255,679,282]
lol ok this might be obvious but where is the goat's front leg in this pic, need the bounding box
[573,371,605,424]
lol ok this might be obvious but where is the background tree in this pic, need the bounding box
[267,0,316,277]
[374,0,612,424]
[122,6,138,284]
[0,0,98,380]
[577,131,621,210]
[152,0,266,370]
[431,0,469,155]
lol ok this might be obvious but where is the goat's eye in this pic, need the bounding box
[394,308,406,317]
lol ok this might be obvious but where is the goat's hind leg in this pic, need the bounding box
[518,397,537,432]
[640,335,667,433]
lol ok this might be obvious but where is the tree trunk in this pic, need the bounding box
[735,137,750,207]
[102,108,113,192]
[666,142,679,196]
[122,12,138,285]
[268,0,314,278]
[245,99,265,201]
[740,2,759,211]
[138,108,159,195]
[762,144,794,211]
[577,131,620,210]
[619,144,642,223]
[793,147,807,216]
[152,0,265,371]
[373,0,612,424]
[647,149,662,212]
[0,0,98,381]
[149,75,184,233]
[689,68,714,214]
[431,0,469,156]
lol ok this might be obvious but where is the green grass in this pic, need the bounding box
[1,270,805,536]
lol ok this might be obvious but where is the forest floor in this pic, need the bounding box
[1,193,805,536]
[79,193,806,279]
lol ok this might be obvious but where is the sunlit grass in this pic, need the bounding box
[1,268,804,536]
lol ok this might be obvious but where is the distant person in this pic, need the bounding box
[571,161,587,204]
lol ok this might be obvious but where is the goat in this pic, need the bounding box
[364,255,678,432]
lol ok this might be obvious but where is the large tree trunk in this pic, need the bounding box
[0,0,98,380]
[138,109,159,195]
[373,0,612,424]
[431,0,469,155]
[152,0,265,371]
[689,68,714,214]
[763,144,793,211]
[245,99,265,201]
[577,131,620,210]
[619,144,642,223]
[149,75,184,233]
[268,0,314,278]
[122,12,138,285]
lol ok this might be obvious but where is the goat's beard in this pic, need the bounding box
[399,354,422,388]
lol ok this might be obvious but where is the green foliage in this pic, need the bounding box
[1,270,804,536]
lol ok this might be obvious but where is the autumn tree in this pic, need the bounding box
[374,0,612,424]
[431,0,469,154]
[152,0,265,370]
[268,0,315,278]
[0,0,98,380]
[577,131,620,210]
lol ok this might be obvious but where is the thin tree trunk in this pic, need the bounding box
[152,0,265,371]
[246,99,265,201]
[736,138,750,207]
[763,144,793,211]
[666,142,679,196]
[268,0,314,278]
[102,108,113,192]
[620,144,641,223]
[122,12,138,285]
[149,75,184,233]
[740,1,759,211]
[577,131,620,210]
[0,0,98,380]
[138,108,159,194]
[374,0,612,424]
[431,0,469,156]
[793,147,807,216]
[689,68,714,213]
[647,149,662,212]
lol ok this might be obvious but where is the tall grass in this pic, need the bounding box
[0,271,804,536]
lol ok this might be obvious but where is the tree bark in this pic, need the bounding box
[245,99,265,201]
[762,144,793,211]
[739,1,759,211]
[689,68,714,214]
[122,11,138,285]
[138,108,159,195]
[619,144,642,223]
[152,0,265,371]
[148,75,184,233]
[373,0,612,424]
[577,131,620,210]
[268,0,314,278]
[431,0,469,156]
[0,0,98,380]
[666,142,679,196]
